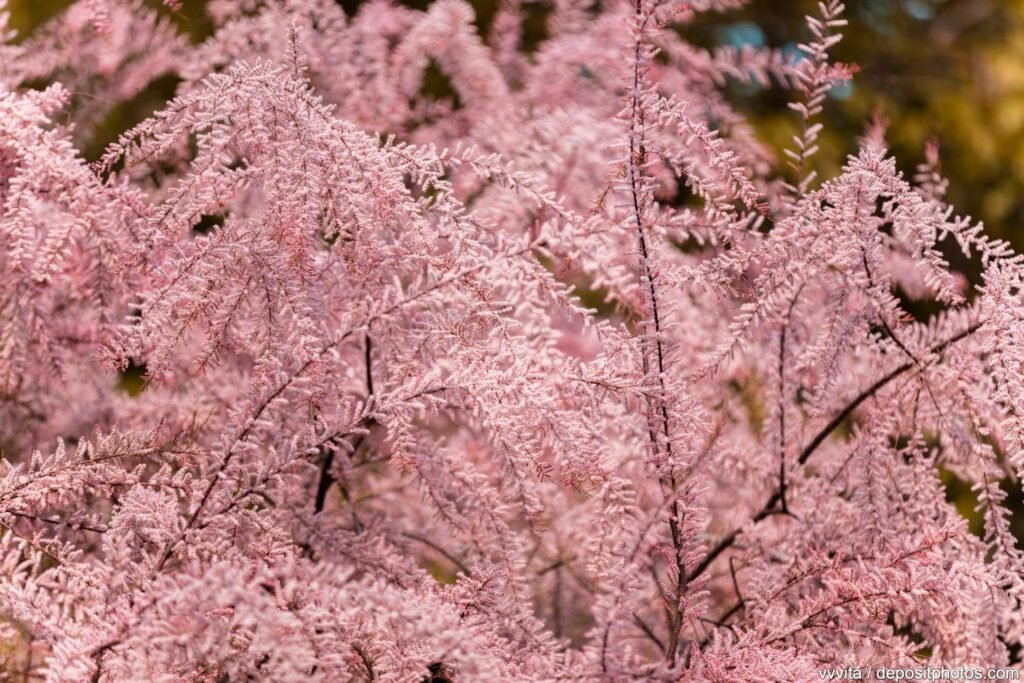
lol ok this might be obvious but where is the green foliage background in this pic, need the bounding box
[686,0,1024,253]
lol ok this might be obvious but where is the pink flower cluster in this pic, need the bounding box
[1,0,1022,679]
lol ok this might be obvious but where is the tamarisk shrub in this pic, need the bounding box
[1,0,1022,679]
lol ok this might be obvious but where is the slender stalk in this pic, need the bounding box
[686,321,983,584]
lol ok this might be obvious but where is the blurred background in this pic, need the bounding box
[6,0,1024,537]
[7,0,1024,252]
